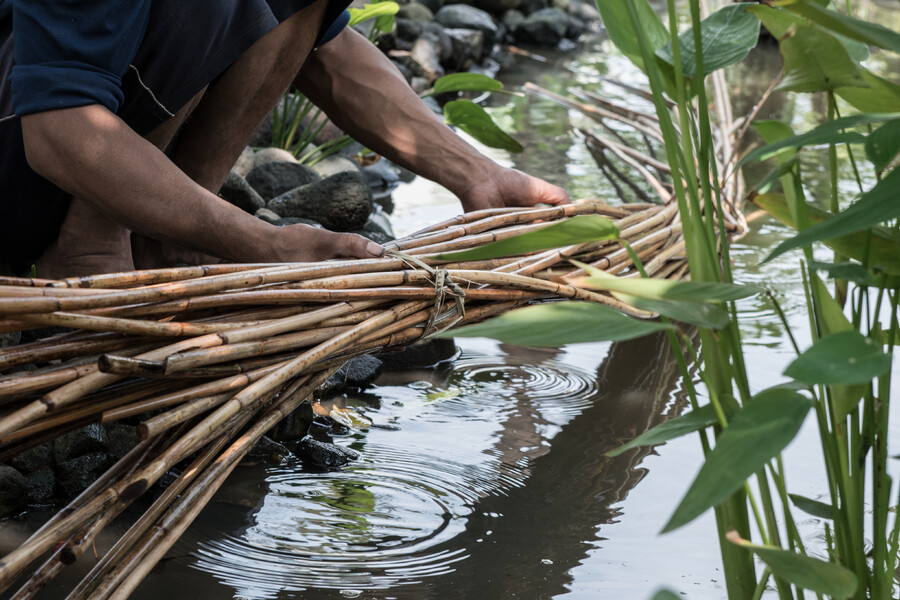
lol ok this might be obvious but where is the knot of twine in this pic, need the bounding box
[385,250,467,339]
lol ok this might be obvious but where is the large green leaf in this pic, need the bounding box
[752,193,900,275]
[766,167,900,263]
[789,493,834,520]
[428,73,504,96]
[777,26,867,93]
[348,1,399,26]
[579,265,761,302]
[785,330,891,386]
[656,4,760,78]
[607,403,721,457]
[435,215,618,261]
[746,4,807,38]
[727,533,858,597]
[441,301,672,346]
[443,100,523,153]
[837,71,900,113]
[662,388,813,532]
[611,293,732,329]
[780,0,900,53]
[866,119,900,172]
[594,0,670,70]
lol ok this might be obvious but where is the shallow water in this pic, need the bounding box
[8,5,900,598]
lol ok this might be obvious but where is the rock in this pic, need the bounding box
[219,170,266,213]
[247,147,298,170]
[568,0,599,21]
[395,18,425,41]
[444,28,486,70]
[475,0,521,15]
[551,0,570,11]
[274,217,324,228]
[397,2,434,22]
[254,207,282,224]
[10,443,53,474]
[311,156,362,179]
[249,436,291,460]
[423,22,455,62]
[232,146,257,177]
[391,57,415,82]
[362,159,401,191]
[57,452,112,500]
[296,436,359,470]
[0,330,20,349]
[105,424,141,461]
[565,14,585,39]
[249,113,274,147]
[417,0,444,15]
[316,369,348,399]
[519,0,548,15]
[378,338,459,370]
[367,204,396,238]
[269,401,314,443]
[435,5,499,46]
[502,10,525,33]
[514,7,568,45]
[25,467,55,506]
[53,424,107,465]
[343,355,384,389]
[246,161,320,200]
[266,171,372,232]
[0,465,27,516]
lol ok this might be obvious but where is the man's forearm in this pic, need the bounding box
[297,28,501,202]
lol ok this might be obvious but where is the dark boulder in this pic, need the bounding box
[53,424,107,465]
[246,161,320,201]
[435,5,499,46]
[296,436,360,470]
[0,465,27,517]
[514,7,568,45]
[219,170,266,214]
[266,171,372,232]
[57,452,112,500]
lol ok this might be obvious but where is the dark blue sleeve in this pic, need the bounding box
[8,0,151,116]
[319,9,350,46]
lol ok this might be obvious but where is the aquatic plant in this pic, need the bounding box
[448,0,900,597]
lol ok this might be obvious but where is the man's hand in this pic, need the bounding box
[457,165,570,211]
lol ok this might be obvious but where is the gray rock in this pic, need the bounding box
[502,9,525,33]
[0,465,27,516]
[232,146,257,177]
[57,452,112,500]
[311,156,362,179]
[568,0,599,20]
[254,208,282,224]
[220,170,266,213]
[362,159,401,190]
[10,443,53,474]
[519,0,548,15]
[395,18,425,41]
[248,147,299,168]
[391,57,415,82]
[316,369,348,399]
[249,436,291,460]
[25,467,55,506]
[565,14,585,38]
[53,424,107,464]
[515,7,568,44]
[296,436,360,470]
[274,217,324,228]
[105,424,140,460]
[270,402,314,442]
[397,2,434,22]
[266,171,372,232]
[417,0,444,15]
[475,0,521,15]
[249,113,274,147]
[423,22,454,62]
[343,355,384,389]
[246,161,320,200]
[445,28,486,70]
[435,5,499,46]
[378,338,459,370]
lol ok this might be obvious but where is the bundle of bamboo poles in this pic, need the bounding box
[0,65,746,598]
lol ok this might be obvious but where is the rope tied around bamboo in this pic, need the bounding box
[385,249,467,338]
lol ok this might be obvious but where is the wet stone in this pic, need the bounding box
[435,5,499,46]
[249,436,291,461]
[25,467,56,506]
[343,355,384,390]
[296,436,360,471]
[266,171,372,232]
[444,28,486,70]
[316,369,348,399]
[378,338,459,370]
[514,7,569,45]
[311,156,362,179]
[417,0,444,16]
[57,452,112,500]
[519,0,548,15]
[10,442,53,474]
[220,170,266,214]
[395,18,425,41]
[105,423,141,461]
[53,423,107,464]
[0,465,27,517]
[246,161,320,200]
[254,207,282,224]
[269,401,314,443]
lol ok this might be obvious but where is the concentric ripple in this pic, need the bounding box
[189,345,604,598]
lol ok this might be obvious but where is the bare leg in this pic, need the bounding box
[38,0,333,276]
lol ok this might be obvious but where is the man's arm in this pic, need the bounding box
[296,27,570,211]
[20,104,382,263]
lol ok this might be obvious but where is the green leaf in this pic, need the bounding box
[607,403,721,457]
[810,273,853,335]
[348,1,399,26]
[746,4,806,39]
[443,100,524,153]
[752,193,900,276]
[766,168,900,263]
[785,330,891,386]
[649,590,683,600]
[594,0,670,71]
[789,493,834,520]
[727,533,858,597]
[866,119,900,172]
[611,293,732,329]
[430,73,504,95]
[662,388,813,532]
[780,0,900,53]
[656,4,760,77]
[776,26,868,93]
[837,71,900,113]
[435,215,619,261]
[579,264,761,302]
[441,301,673,347]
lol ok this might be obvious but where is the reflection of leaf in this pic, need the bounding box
[727,532,858,597]
[663,389,812,532]
[607,403,721,457]
[330,407,372,429]
[425,387,461,402]
[443,100,524,153]
[442,302,673,347]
